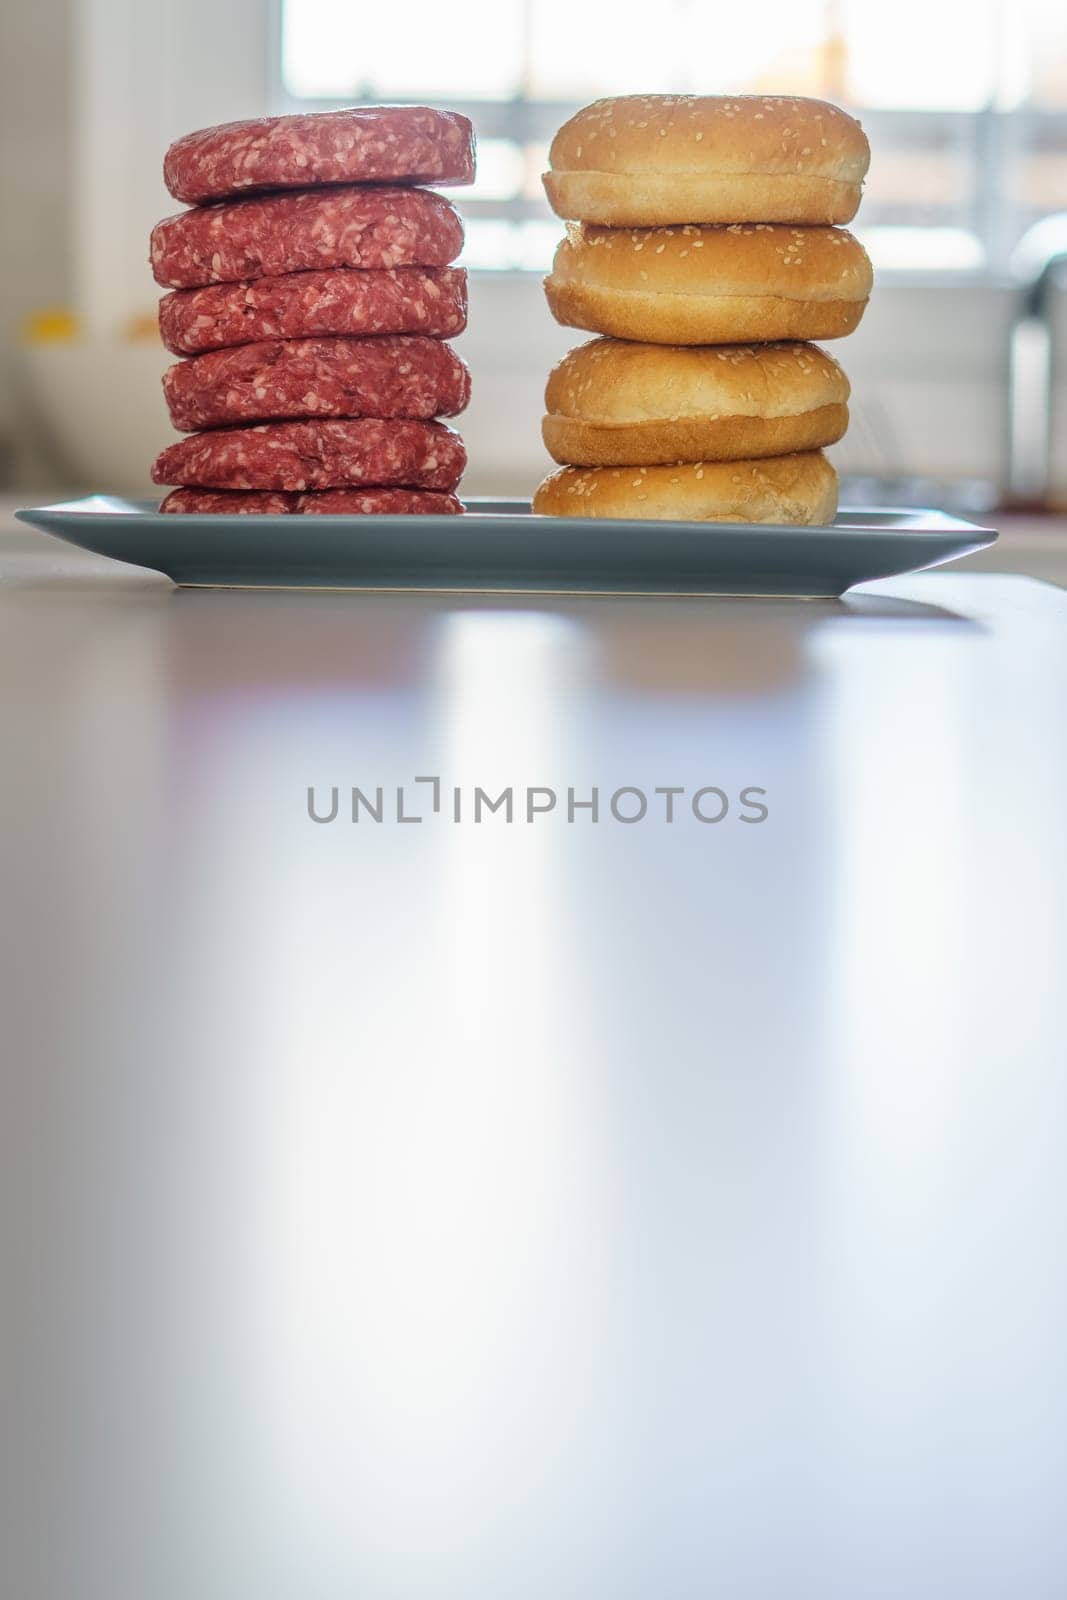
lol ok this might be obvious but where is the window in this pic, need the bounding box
[279,0,1067,273]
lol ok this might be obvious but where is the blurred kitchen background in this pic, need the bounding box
[2,0,1067,549]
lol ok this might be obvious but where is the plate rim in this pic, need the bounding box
[15,496,999,547]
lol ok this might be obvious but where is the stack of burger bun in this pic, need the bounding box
[149,106,475,515]
[534,95,872,526]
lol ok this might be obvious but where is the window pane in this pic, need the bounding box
[527,0,679,97]
[1012,145,1067,213]
[523,144,551,203]
[460,220,524,272]
[858,122,978,237]
[281,0,1067,274]
[282,0,524,100]
[1017,0,1067,106]
[687,2,838,96]
[856,227,985,271]
[440,140,524,203]
[460,219,559,272]
[282,0,356,98]
[841,0,998,109]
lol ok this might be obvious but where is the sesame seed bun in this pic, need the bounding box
[532,452,839,524]
[544,221,872,345]
[543,336,849,466]
[544,94,869,226]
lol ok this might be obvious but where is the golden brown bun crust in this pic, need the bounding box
[543,338,849,465]
[546,95,869,225]
[533,452,839,524]
[544,223,871,345]
[551,222,872,299]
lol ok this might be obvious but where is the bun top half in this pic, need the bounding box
[549,221,873,303]
[549,95,870,187]
[545,337,850,424]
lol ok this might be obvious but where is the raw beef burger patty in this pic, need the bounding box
[158,265,468,354]
[164,335,471,431]
[160,486,463,515]
[300,487,463,514]
[152,418,466,492]
[159,488,296,514]
[164,106,476,204]
[150,186,463,289]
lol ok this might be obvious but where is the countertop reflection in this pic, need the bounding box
[2,525,1066,1600]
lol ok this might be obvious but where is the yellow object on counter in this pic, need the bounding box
[22,308,81,344]
[122,312,163,344]
[21,308,162,344]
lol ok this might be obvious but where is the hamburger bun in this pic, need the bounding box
[544,95,870,227]
[545,221,872,345]
[533,451,839,525]
[543,336,849,466]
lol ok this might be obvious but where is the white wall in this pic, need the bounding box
[0,0,75,482]
[72,0,273,335]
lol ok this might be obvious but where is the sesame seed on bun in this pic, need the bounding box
[545,221,873,345]
[544,94,870,227]
[543,336,850,466]
[533,451,840,524]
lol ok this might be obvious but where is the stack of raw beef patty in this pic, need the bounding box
[150,106,474,515]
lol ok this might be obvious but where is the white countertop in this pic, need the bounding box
[2,506,1066,1598]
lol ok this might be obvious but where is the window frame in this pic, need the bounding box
[268,0,1067,281]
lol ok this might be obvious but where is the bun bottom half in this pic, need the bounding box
[532,452,839,525]
[544,170,862,228]
[543,402,848,467]
[545,280,867,345]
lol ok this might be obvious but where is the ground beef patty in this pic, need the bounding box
[297,487,462,514]
[164,106,476,204]
[150,186,463,290]
[158,266,468,355]
[160,486,464,515]
[152,418,466,492]
[163,335,471,432]
[159,488,296,515]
